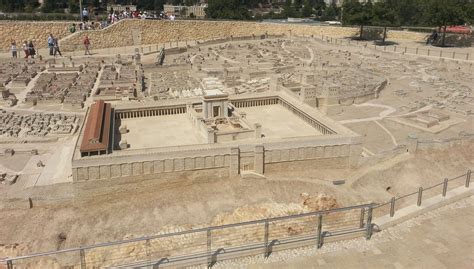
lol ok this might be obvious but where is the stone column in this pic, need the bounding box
[407,134,418,153]
[207,128,215,143]
[255,123,262,139]
[254,145,264,174]
[230,147,240,176]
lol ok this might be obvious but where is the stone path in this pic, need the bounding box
[211,195,474,269]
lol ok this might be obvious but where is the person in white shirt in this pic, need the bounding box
[82,8,89,21]
[11,41,17,58]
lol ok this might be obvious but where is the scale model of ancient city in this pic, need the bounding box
[0,20,472,269]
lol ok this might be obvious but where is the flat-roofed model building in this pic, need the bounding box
[80,100,112,157]
[72,90,361,181]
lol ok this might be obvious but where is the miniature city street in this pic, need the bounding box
[0,36,473,267]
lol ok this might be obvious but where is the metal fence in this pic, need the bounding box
[1,169,471,268]
[3,204,374,269]
[306,35,472,62]
[0,203,374,268]
[373,169,471,218]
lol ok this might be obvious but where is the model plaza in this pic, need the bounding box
[73,85,358,181]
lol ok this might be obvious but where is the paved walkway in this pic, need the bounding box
[214,196,474,269]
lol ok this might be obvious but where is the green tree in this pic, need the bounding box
[466,1,474,25]
[321,2,339,21]
[372,1,399,44]
[393,0,423,26]
[283,0,299,18]
[342,0,373,39]
[205,0,251,20]
[301,0,313,17]
[42,0,59,12]
[313,0,326,17]
[423,0,465,46]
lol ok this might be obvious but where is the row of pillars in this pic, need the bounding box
[233,98,278,108]
[279,99,335,135]
[119,107,186,119]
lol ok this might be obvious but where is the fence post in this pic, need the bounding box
[394,46,397,52]
[466,169,471,188]
[145,239,151,263]
[359,208,365,228]
[365,207,373,240]
[390,197,396,217]
[264,220,270,258]
[440,50,442,57]
[417,187,423,206]
[467,53,470,60]
[428,49,430,56]
[452,51,456,59]
[207,229,212,268]
[404,47,407,53]
[316,214,323,248]
[80,249,86,269]
[442,178,449,197]
[7,260,13,269]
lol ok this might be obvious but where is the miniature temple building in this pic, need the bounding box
[80,100,112,157]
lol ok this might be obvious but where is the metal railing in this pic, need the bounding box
[373,169,471,218]
[309,35,472,62]
[0,203,374,268]
[1,169,471,268]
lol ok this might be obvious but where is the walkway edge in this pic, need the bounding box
[375,185,473,230]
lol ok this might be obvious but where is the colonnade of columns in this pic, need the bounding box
[278,99,335,135]
[117,107,186,119]
[232,98,278,108]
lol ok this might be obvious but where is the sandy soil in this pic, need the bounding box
[0,143,472,259]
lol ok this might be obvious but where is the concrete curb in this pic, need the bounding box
[375,185,473,230]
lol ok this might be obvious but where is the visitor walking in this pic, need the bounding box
[23,41,29,58]
[11,41,17,58]
[28,40,36,58]
[47,34,54,55]
[82,8,89,22]
[83,35,91,55]
[426,30,438,45]
[53,38,62,57]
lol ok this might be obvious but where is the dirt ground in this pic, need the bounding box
[0,143,472,259]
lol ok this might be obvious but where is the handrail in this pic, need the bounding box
[1,170,471,265]
[1,202,373,262]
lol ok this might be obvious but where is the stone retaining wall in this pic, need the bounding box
[0,20,428,52]
[59,20,427,51]
[0,21,73,50]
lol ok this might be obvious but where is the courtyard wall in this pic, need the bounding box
[0,21,72,50]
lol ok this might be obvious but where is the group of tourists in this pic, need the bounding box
[10,33,67,59]
[47,34,62,57]
[10,40,36,59]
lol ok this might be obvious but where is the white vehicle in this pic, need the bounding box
[325,21,342,25]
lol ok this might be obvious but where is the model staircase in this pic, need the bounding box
[240,170,266,179]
